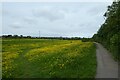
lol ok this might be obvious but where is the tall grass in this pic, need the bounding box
[2,39,96,78]
[0,38,2,78]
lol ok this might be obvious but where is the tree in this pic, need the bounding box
[93,1,120,61]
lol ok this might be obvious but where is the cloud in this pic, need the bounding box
[0,0,113,3]
[2,2,110,37]
[33,8,65,22]
[10,22,22,29]
[87,3,108,16]
[23,16,37,24]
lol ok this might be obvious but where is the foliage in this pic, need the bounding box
[93,1,120,61]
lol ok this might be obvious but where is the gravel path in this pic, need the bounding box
[95,43,118,78]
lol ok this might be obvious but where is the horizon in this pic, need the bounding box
[1,34,91,38]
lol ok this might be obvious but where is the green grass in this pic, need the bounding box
[0,38,2,78]
[2,38,96,78]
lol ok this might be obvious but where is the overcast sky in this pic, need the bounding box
[1,2,112,37]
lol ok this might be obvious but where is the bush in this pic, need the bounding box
[110,34,119,61]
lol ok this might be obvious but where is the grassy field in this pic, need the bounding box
[0,38,2,78]
[2,39,96,78]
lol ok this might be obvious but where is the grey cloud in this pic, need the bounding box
[23,17,37,24]
[33,9,65,22]
[10,25,21,29]
[10,22,22,29]
[87,4,107,16]
[3,2,110,38]
[79,22,92,28]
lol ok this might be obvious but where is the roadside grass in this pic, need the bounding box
[2,39,96,78]
[0,38,2,78]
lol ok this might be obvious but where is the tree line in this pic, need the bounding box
[1,35,31,38]
[1,35,80,40]
[1,35,93,41]
[93,1,120,61]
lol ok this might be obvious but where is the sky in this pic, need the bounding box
[1,1,113,38]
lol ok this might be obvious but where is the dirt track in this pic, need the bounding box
[95,43,118,78]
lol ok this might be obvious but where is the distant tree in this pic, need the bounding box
[7,35,12,38]
[20,35,23,38]
[2,35,7,38]
[27,36,31,38]
[13,35,18,38]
